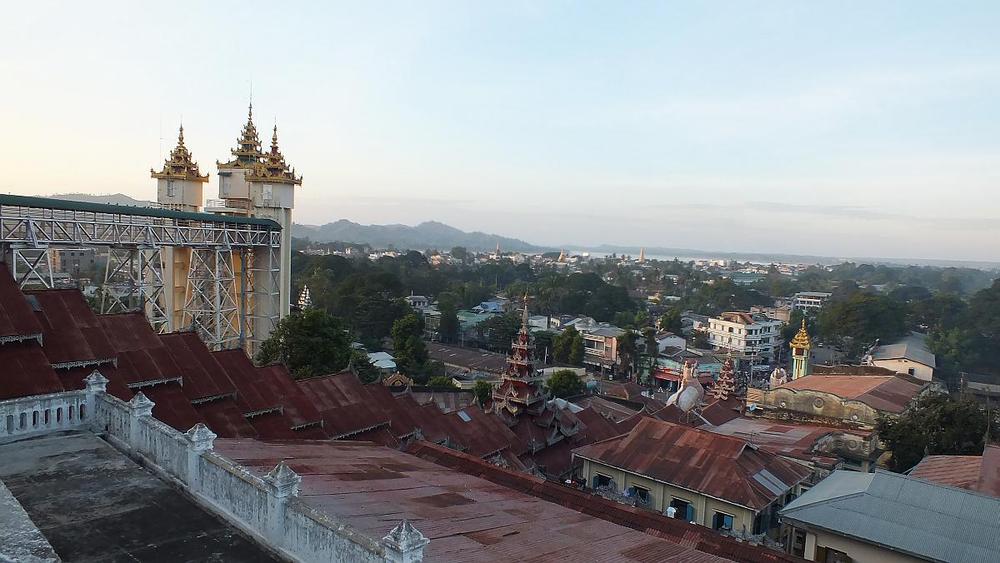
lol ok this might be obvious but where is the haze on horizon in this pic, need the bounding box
[2,1,999,262]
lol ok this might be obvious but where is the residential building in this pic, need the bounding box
[655,331,686,353]
[791,292,832,312]
[574,417,810,538]
[779,470,1000,562]
[581,326,625,371]
[866,332,936,381]
[751,304,792,323]
[403,294,429,310]
[51,248,97,277]
[705,312,784,364]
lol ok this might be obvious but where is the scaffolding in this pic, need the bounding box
[0,194,282,353]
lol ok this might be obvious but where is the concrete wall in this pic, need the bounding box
[872,358,933,382]
[792,526,922,563]
[0,377,428,563]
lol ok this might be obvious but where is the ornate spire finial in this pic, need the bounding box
[177,124,185,145]
[522,293,530,329]
[790,318,812,350]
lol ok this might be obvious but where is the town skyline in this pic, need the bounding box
[3,2,999,261]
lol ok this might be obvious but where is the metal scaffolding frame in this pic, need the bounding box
[0,196,282,352]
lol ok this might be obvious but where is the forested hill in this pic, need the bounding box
[292,219,545,252]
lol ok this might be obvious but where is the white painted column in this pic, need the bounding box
[263,461,301,549]
[184,423,217,491]
[127,392,154,452]
[382,520,430,563]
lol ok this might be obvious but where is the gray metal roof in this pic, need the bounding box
[871,332,937,368]
[780,469,1000,562]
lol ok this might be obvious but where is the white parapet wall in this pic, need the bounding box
[0,371,429,563]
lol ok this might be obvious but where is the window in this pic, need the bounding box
[669,498,694,522]
[712,511,734,531]
[630,486,651,506]
[790,529,807,557]
[907,368,915,376]
[816,546,852,563]
[593,474,612,489]
[166,180,176,197]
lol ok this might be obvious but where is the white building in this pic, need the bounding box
[791,292,832,312]
[867,332,936,381]
[705,312,784,363]
[404,294,430,310]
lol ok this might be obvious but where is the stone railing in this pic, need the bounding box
[0,371,429,563]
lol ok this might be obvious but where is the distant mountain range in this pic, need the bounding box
[50,193,155,207]
[38,194,998,269]
[293,220,544,252]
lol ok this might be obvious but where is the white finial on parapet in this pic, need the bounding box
[128,392,155,417]
[84,370,109,393]
[382,520,430,563]
[265,461,302,498]
[185,423,218,452]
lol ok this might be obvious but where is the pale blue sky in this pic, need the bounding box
[2,1,999,261]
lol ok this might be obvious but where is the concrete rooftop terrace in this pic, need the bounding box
[216,438,731,563]
[0,431,277,562]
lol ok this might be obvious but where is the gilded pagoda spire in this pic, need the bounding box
[218,102,265,169]
[790,318,812,350]
[151,124,208,183]
[246,124,302,185]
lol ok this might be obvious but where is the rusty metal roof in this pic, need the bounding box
[216,438,736,563]
[406,441,803,563]
[24,289,116,368]
[0,342,63,400]
[0,263,43,341]
[909,455,983,490]
[573,417,811,510]
[777,374,927,413]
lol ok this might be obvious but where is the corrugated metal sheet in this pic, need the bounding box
[781,470,1000,563]
[25,289,116,367]
[215,439,744,563]
[0,342,63,400]
[573,417,811,510]
[778,374,926,413]
[909,455,983,490]
[0,263,43,340]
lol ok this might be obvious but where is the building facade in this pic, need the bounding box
[791,292,832,312]
[705,312,784,364]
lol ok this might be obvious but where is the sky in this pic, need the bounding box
[2,1,999,262]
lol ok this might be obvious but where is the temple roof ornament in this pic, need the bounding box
[151,125,209,183]
[218,103,265,170]
[710,353,736,401]
[790,319,812,350]
[246,125,302,185]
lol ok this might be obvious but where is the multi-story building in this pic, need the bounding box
[582,326,624,371]
[791,292,832,312]
[705,312,784,363]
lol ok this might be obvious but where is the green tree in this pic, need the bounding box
[546,369,585,398]
[438,302,459,342]
[617,330,639,379]
[877,393,988,472]
[473,380,493,406]
[819,292,907,358]
[427,376,458,388]
[450,246,469,262]
[392,313,428,376]
[255,309,351,379]
[533,330,555,364]
[690,330,711,349]
[477,313,521,352]
[658,308,683,334]
[552,326,576,363]
[351,349,381,384]
[568,331,585,366]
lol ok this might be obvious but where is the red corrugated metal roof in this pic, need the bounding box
[143,382,205,431]
[24,289,115,367]
[215,438,738,563]
[573,417,811,510]
[0,342,63,400]
[159,332,237,396]
[0,263,43,340]
[405,441,803,563]
[193,399,258,438]
[777,374,926,413]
